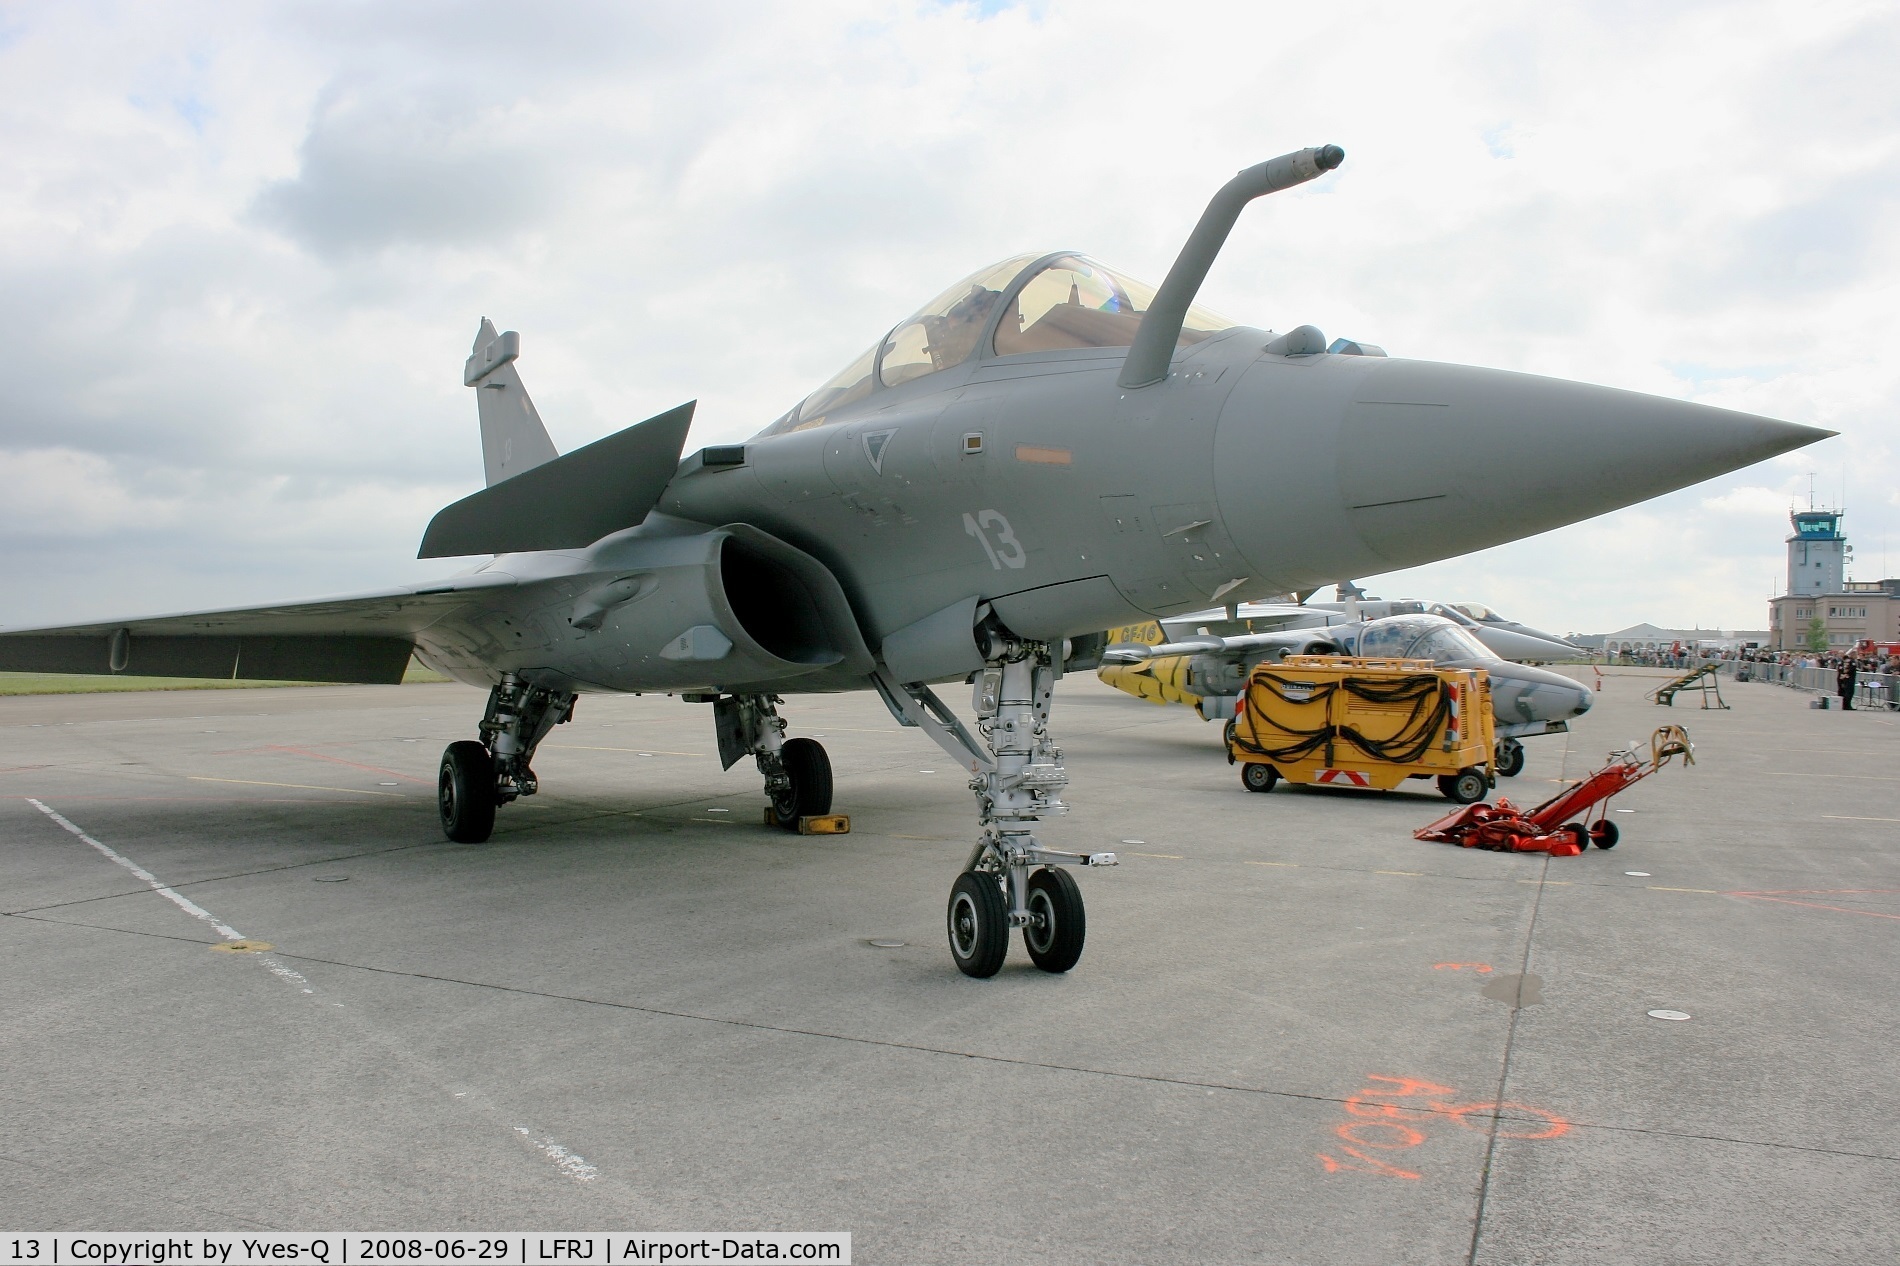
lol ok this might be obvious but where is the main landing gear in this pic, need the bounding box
[712,693,833,829]
[874,630,1116,978]
[438,673,574,843]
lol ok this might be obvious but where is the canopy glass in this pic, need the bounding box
[755,254,1236,438]
[1353,615,1496,664]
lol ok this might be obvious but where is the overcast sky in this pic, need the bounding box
[1,0,1893,636]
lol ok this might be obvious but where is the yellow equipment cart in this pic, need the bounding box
[1229,655,1496,803]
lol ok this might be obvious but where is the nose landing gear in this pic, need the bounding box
[1495,737,1526,778]
[877,631,1116,978]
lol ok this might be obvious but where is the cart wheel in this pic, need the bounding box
[1589,820,1620,849]
[1241,763,1279,794]
[1438,768,1489,805]
[1560,823,1589,853]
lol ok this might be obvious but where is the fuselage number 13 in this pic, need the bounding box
[964,510,1026,570]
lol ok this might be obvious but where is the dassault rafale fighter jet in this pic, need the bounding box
[0,147,1829,976]
[1097,611,1593,779]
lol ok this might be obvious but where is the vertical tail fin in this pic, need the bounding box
[465,318,559,486]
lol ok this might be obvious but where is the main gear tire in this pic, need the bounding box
[439,741,497,843]
[769,737,833,829]
[947,871,1009,978]
[1023,867,1086,973]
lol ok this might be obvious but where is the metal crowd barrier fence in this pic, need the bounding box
[1714,660,1899,708]
[1585,655,1898,708]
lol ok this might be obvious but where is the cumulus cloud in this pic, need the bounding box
[0,0,1893,632]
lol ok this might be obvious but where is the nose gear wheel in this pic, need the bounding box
[1022,866,1085,973]
[873,632,1117,978]
[948,871,1010,978]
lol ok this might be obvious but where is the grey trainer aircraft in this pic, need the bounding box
[0,146,1829,977]
[1161,589,1583,663]
[1098,610,1593,778]
[1323,584,1583,661]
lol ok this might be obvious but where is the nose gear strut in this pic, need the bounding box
[872,630,1116,978]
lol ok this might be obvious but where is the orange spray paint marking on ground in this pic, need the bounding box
[1317,1075,1569,1179]
[1433,962,1494,973]
[1443,1101,1571,1140]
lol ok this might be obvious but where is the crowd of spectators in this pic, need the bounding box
[1592,642,1900,710]
[1597,643,1900,674]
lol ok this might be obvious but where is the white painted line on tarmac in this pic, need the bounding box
[513,1126,599,1183]
[29,798,244,940]
[25,798,613,1190]
[26,798,316,994]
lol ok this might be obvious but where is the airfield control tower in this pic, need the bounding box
[1786,508,1846,597]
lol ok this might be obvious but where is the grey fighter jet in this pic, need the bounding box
[0,146,1829,977]
[1099,611,1592,777]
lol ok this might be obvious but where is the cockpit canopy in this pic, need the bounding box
[1350,615,1497,664]
[757,253,1236,437]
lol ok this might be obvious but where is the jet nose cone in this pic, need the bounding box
[1496,663,1595,724]
[1335,360,1833,570]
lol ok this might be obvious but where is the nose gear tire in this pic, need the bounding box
[1023,866,1086,973]
[439,741,498,843]
[947,871,1009,978]
[1496,739,1526,778]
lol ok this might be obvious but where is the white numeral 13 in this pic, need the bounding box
[964,509,1026,569]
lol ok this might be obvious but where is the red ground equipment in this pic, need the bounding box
[1413,726,1693,857]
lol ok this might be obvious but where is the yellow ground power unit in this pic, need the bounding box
[1228,656,1496,803]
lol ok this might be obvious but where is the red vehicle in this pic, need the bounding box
[1414,726,1693,856]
